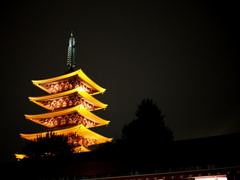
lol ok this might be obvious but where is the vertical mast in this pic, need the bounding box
[67,31,76,72]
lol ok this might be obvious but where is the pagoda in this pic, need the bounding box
[19,32,112,155]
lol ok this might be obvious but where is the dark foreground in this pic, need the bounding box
[3,133,240,179]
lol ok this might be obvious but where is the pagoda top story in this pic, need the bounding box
[32,69,106,95]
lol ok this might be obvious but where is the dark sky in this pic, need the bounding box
[1,1,239,162]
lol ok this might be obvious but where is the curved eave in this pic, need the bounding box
[73,146,91,153]
[78,69,106,94]
[15,154,28,160]
[29,87,108,111]
[32,69,106,94]
[20,124,113,144]
[25,106,110,128]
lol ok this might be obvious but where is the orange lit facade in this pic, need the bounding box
[19,33,112,156]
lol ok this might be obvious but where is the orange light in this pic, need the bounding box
[73,145,91,153]
[18,66,112,158]
[32,69,106,95]
[25,106,110,128]
[15,154,28,160]
[29,87,108,111]
[20,124,112,144]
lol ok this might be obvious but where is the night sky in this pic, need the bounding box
[1,1,239,162]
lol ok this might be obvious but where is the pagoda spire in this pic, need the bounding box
[67,31,76,71]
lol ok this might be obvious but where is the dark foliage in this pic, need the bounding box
[121,99,174,149]
[92,99,174,172]
[22,132,73,158]
[95,98,175,171]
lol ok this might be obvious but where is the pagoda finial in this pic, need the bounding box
[67,31,76,72]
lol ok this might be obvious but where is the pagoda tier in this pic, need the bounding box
[20,124,112,148]
[29,87,107,111]
[32,69,106,95]
[25,106,110,128]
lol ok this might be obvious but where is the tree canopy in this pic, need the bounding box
[22,132,73,159]
[121,99,174,152]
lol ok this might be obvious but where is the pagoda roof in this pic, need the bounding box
[25,106,110,128]
[29,87,108,111]
[32,69,106,95]
[20,124,112,144]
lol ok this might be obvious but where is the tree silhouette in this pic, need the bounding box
[121,99,174,154]
[22,132,73,159]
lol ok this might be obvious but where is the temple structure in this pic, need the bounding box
[18,33,112,157]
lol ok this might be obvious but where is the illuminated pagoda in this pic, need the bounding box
[19,32,112,156]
